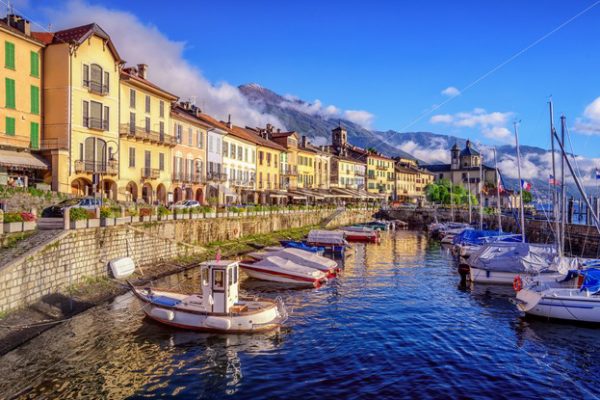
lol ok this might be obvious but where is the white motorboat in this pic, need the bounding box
[342,226,380,243]
[306,230,348,254]
[247,248,339,277]
[129,260,287,332]
[516,268,600,323]
[467,242,562,284]
[240,256,329,288]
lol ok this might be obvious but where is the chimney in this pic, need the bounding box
[277,128,281,133]
[137,63,148,79]
[6,15,31,36]
[302,135,308,148]
[227,114,232,129]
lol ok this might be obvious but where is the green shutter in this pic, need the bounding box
[30,51,39,77]
[5,78,15,109]
[5,117,15,136]
[4,41,15,69]
[30,122,39,149]
[30,85,39,115]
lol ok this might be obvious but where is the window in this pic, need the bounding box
[30,85,40,114]
[5,117,15,136]
[267,153,271,166]
[88,64,107,94]
[145,117,150,133]
[197,130,203,148]
[238,145,243,161]
[5,78,15,109]
[159,101,164,118]
[89,101,103,129]
[30,122,39,149]
[223,141,228,157]
[129,147,135,167]
[145,95,150,113]
[4,41,15,69]
[176,124,183,143]
[188,127,193,146]
[83,64,89,87]
[159,121,165,136]
[129,112,136,132]
[213,270,224,289]
[83,101,89,127]
[159,153,165,171]
[130,89,136,108]
[259,151,264,165]
[104,71,109,93]
[244,148,248,162]
[30,51,39,77]
[103,106,110,131]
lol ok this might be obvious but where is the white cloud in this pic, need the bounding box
[573,97,600,136]
[43,0,283,129]
[441,86,461,97]
[397,138,450,164]
[429,108,514,143]
[279,97,375,129]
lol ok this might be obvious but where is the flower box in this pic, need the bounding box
[100,218,115,227]
[205,212,216,218]
[3,222,25,233]
[129,216,140,223]
[70,220,88,229]
[115,217,130,225]
[141,215,153,222]
[217,212,225,218]
[23,221,36,231]
[87,219,100,228]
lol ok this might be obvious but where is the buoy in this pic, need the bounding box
[109,257,136,279]
[513,275,523,292]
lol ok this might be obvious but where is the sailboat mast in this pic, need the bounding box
[560,115,567,258]
[467,171,472,225]
[549,100,560,256]
[493,147,502,232]
[514,122,526,243]
[479,159,483,230]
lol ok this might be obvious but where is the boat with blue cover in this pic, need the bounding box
[279,240,325,254]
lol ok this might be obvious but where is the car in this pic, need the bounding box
[171,200,201,210]
[41,197,103,218]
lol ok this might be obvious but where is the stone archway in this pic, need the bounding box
[141,183,153,204]
[156,183,167,205]
[71,177,92,197]
[173,187,183,203]
[195,188,204,203]
[101,179,117,201]
[126,181,138,202]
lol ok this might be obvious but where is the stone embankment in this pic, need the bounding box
[0,208,372,314]
[379,208,600,258]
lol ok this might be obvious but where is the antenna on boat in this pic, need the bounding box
[513,121,526,243]
[549,99,561,257]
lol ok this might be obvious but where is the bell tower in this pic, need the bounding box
[450,143,460,170]
[332,122,347,153]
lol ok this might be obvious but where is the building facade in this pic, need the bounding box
[118,65,178,204]
[297,137,316,189]
[222,120,256,203]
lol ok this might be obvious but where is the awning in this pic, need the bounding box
[268,191,288,198]
[297,189,325,200]
[287,191,308,200]
[0,149,48,170]
[220,184,238,199]
[330,188,353,198]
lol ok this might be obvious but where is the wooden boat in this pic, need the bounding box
[240,256,329,288]
[129,260,287,333]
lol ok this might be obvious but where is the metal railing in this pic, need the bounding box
[141,168,160,179]
[280,165,298,176]
[119,123,176,146]
[74,159,118,175]
[207,171,227,181]
[85,80,109,95]
[85,117,108,131]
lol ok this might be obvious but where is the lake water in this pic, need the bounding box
[1,231,599,399]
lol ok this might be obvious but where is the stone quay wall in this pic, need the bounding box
[0,209,373,313]
[380,208,600,258]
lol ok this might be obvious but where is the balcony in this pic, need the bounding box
[119,124,177,146]
[85,117,108,131]
[231,179,254,188]
[191,175,205,184]
[141,168,160,180]
[85,81,109,96]
[207,171,227,182]
[376,165,387,171]
[74,160,118,175]
[280,165,298,176]
[355,170,366,177]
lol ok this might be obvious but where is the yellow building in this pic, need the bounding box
[170,102,210,203]
[366,153,394,198]
[297,137,316,189]
[269,127,299,191]
[0,15,48,185]
[221,119,256,203]
[36,23,122,198]
[237,126,285,204]
[330,155,366,190]
[394,157,434,204]
[118,65,178,204]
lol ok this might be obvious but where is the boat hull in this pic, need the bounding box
[240,264,324,287]
[469,267,563,285]
[517,288,600,323]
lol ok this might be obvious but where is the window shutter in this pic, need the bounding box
[83,64,89,86]
[5,78,15,109]
[129,147,135,167]
[103,106,110,130]
[145,95,150,113]
[5,117,15,136]
[130,89,136,108]
[5,42,15,69]
[104,71,109,93]
[30,51,39,77]
[30,85,39,114]
[145,117,150,133]
[82,100,89,127]
[30,122,40,149]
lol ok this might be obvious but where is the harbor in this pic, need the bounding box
[1,230,598,399]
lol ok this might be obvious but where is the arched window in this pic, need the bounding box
[84,137,107,172]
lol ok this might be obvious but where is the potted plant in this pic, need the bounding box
[127,208,140,223]
[69,207,90,229]
[157,205,173,221]
[203,205,216,218]
[3,212,24,233]
[100,206,115,227]
[20,212,37,231]
[139,207,154,222]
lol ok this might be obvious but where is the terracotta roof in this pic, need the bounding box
[30,31,53,44]
[121,67,178,100]
[194,113,231,134]
[236,127,286,152]
[170,105,213,128]
[0,20,46,46]
[270,131,297,138]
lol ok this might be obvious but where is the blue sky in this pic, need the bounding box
[12,0,600,158]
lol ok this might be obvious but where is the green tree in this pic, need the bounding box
[522,191,533,204]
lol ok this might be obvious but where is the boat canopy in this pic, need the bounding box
[307,230,346,245]
[271,248,337,270]
[453,229,522,246]
[252,256,323,278]
[581,268,600,294]
[469,242,558,273]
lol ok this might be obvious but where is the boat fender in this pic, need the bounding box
[150,307,175,321]
[205,316,231,330]
[513,276,523,292]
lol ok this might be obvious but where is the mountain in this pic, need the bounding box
[239,83,591,197]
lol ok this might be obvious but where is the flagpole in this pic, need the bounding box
[514,121,526,243]
[494,147,502,232]
[560,115,566,257]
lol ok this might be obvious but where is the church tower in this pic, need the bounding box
[332,123,347,154]
[450,142,460,170]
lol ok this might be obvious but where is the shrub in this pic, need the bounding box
[139,207,154,217]
[127,208,139,217]
[69,207,90,221]
[4,212,23,223]
[157,205,172,216]
[100,206,114,218]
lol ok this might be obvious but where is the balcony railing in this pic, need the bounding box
[207,172,227,182]
[119,124,177,146]
[85,117,108,131]
[280,165,298,176]
[85,81,109,95]
[376,165,387,171]
[74,160,118,175]
[231,179,254,187]
[141,168,160,179]
[191,174,205,184]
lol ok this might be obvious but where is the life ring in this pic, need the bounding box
[513,275,523,292]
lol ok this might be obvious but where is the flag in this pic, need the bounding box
[521,179,532,192]
[596,168,600,180]
[548,174,560,186]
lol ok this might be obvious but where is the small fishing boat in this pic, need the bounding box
[306,230,348,255]
[515,268,600,323]
[342,226,380,243]
[246,248,339,277]
[240,256,329,287]
[279,240,325,254]
[129,260,287,332]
